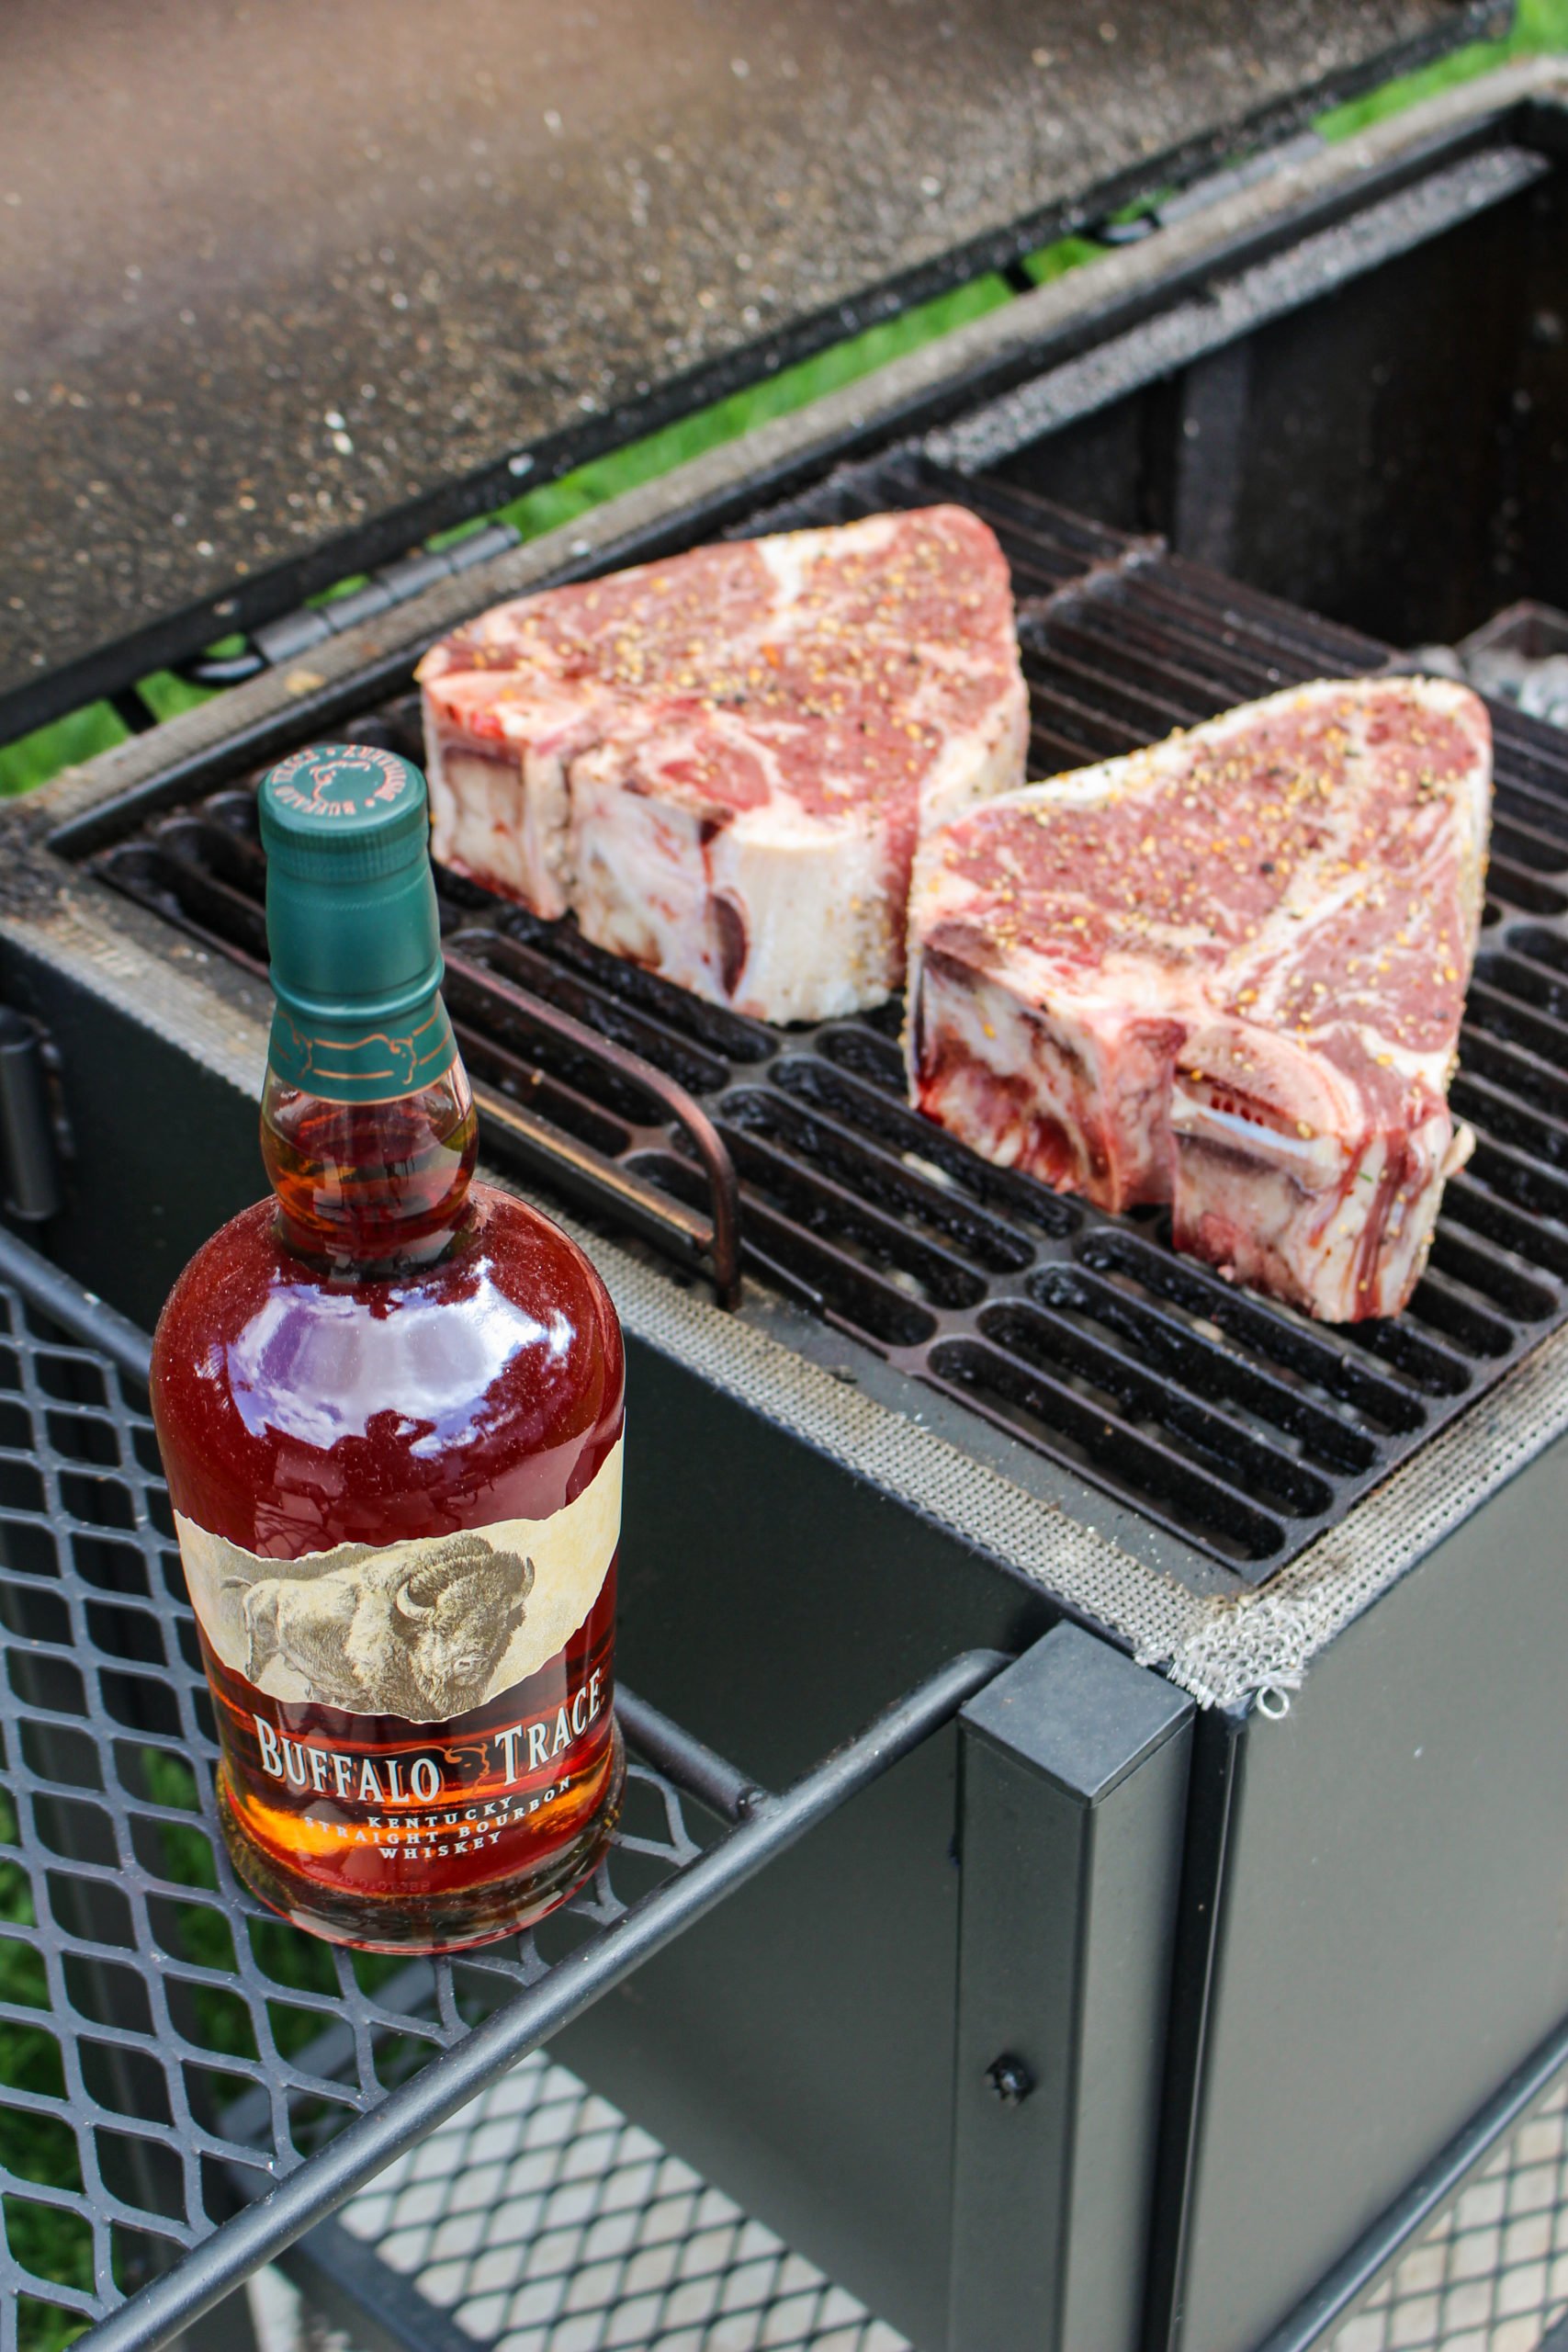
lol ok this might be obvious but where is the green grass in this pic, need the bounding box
[5,6,1565,804]
[1317,0,1568,138]
[0,1792,93,2351]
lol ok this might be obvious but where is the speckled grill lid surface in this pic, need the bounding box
[0,0,1497,729]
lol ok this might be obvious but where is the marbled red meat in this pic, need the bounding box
[416,508,1028,1023]
[906,677,1493,1321]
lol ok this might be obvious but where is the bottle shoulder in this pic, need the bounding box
[152,1185,623,1553]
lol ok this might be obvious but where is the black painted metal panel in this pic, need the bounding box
[1165,1428,1568,2352]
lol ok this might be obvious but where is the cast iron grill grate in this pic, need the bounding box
[0,1267,733,2352]
[85,449,1568,1583]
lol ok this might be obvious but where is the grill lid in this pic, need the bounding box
[0,0,1505,742]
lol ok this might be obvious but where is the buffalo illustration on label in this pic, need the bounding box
[235,1531,536,1718]
[175,1438,623,1723]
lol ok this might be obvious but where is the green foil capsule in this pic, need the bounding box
[257,744,457,1104]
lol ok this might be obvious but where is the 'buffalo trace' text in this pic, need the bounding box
[253,1668,607,1804]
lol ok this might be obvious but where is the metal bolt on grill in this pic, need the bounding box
[83,449,1568,1584]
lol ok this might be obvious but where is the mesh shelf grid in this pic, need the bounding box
[334,2050,907,2352]
[257,2038,1568,2352]
[1330,2072,1568,2352]
[0,1265,729,2352]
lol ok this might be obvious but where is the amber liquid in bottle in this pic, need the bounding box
[151,1057,626,1952]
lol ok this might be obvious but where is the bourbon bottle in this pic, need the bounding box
[151,744,625,1951]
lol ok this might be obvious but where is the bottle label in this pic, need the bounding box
[175,1438,622,1724]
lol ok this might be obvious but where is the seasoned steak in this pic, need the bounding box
[907,677,1493,1321]
[416,508,1028,1023]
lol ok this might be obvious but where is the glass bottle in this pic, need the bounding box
[151,744,625,1952]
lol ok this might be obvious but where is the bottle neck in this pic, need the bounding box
[260,1049,479,1274]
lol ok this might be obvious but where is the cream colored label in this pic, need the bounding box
[175,1438,622,1723]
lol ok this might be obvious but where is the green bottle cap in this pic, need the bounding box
[258,744,456,1104]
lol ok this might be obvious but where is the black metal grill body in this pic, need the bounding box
[3,70,1568,2352]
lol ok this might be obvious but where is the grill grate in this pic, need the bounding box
[85,449,1568,1584]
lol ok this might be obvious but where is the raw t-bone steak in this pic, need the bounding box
[416,508,1028,1023]
[907,677,1492,1321]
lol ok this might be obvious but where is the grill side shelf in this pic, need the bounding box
[0,1223,1004,2352]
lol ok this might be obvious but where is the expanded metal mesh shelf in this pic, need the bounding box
[1332,2068,1568,2352]
[81,449,1568,1585]
[0,1230,1000,2352]
[332,2047,906,2352]
[254,2022,1568,2352]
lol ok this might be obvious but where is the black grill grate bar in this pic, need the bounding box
[1032,720,1113,773]
[1029,1264,1380,1475]
[990,1293,1339,1511]
[1487,704,1568,791]
[97,840,266,976]
[457,1025,633,1158]
[1052,624,1294,709]
[1336,1312,1473,1397]
[1464,977,1568,1072]
[1100,571,1380,680]
[715,1119,987,1312]
[1460,1025,1568,1125]
[1028,692,1149,764]
[1152,561,1387,673]
[1073,1229,1432,1429]
[473,902,778,1067]
[1021,647,1202,740]
[921,1340,1291,1566]
[1397,1261,1525,1358]
[1472,949,1568,1035]
[1427,1225,1557,1324]
[1483,852,1568,915]
[1466,1128,1568,1227]
[1023,605,1279,713]
[1452,1067,1568,1172]
[1491,779,1568,853]
[1441,1171,1568,1283]
[1035,584,1329,703]
[1005,546,1134,597]
[774,1054,1083,1237]
[1509,925,1568,977]
[720,1080,1033,1277]
[154,817,268,908]
[133,850,267,973]
[448,927,735,1098]
[698,1181,940,1351]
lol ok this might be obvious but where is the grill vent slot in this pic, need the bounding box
[83,451,1568,1584]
